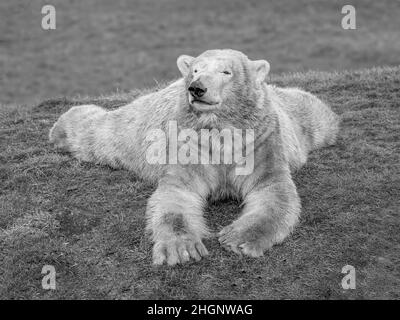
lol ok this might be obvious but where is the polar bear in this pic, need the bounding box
[49,49,339,265]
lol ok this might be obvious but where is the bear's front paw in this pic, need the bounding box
[152,234,209,266]
[218,219,276,258]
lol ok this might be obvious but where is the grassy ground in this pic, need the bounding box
[0,66,399,299]
[1,0,400,105]
[1,0,399,300]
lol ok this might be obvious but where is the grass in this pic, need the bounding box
[0,66,399,299]
[1,0,400,105]
[1,0,399,300]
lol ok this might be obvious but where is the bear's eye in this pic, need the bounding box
[194,69,198,73]
[222,70,231,75]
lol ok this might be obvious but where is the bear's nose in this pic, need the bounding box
[188,80,207,98]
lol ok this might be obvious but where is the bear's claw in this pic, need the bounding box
[152,235,208,265]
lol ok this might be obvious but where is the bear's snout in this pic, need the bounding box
[188,80,207,98]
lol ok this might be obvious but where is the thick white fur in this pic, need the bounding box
[49,49,339,265]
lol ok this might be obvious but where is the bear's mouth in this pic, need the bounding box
[190,98,220,111]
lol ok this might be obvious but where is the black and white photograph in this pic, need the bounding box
[0,0,399,306]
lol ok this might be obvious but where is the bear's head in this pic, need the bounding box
[177,49,270,124]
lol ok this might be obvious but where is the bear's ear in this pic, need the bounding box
[177,55,194,77]
[251,60,270,83]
